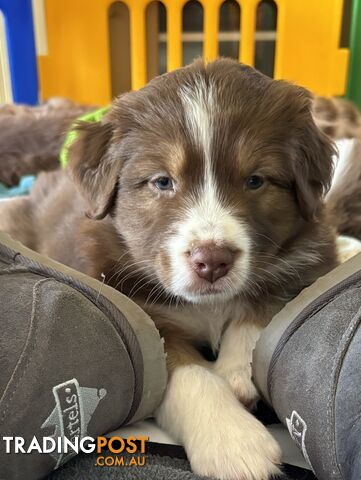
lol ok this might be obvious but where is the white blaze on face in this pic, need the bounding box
[165,79,251,303]
[179,76,215,176]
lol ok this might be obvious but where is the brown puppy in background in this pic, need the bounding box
[313,96,361,140]
[313,96,361,242]
[0,98,91,187]
[0,59,338,480]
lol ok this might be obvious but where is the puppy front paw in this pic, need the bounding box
[156,364,279,480]
[217,367,259,408]
[188,415,281,480]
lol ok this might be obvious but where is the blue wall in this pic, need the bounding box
[0,0,38,104]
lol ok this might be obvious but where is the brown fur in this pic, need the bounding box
[0,59,340,479]
[326,139,361,239]
[0,98,92,187]
[0,58,337,347]
[1,62,336,307]
[313,96,361,139]
[312,96,361,239]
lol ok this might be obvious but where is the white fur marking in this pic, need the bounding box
[179,76,214,169]
[328,138,356,197]
[171,79,251,303]
[156,364,281,480]
[215,321,263,405]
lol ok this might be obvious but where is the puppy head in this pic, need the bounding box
[70,59,334,304]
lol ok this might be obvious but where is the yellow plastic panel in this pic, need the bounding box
[164,0,185,71]
[129,0,147,89]
[38,0,350,103]
[201,0,222,61]
[239,0,258,66]
[274,0,349,96]
[38,0,114,104]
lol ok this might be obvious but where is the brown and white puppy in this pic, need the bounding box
[0,59,338,480]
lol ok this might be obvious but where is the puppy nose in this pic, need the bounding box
[190,244,235,283]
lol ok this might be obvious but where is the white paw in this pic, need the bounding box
[217,368,259,408]
[188,414,281,480]
[155,364,280,480]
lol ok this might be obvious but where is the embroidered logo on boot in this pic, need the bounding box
[41,378,107,467]
[286,410,313,470]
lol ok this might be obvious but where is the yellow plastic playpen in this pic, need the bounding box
[28,0,353,104]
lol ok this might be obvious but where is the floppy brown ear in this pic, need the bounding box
[69,120,119,220]
[293,103,336,222]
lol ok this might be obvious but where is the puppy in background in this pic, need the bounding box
[0,98,91,187]
[0,59,338,479]
[313,96,361,140]
[313,97,361,249]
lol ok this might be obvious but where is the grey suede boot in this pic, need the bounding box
[253,253,361,480]
[0,233,167,480]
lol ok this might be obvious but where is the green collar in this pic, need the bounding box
[60,106,110,168]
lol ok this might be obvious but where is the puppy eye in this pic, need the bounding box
[245,175,264,190]
[153,176,174,191]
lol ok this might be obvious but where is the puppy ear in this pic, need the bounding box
[69,120,119,220]
[293,100,336,222]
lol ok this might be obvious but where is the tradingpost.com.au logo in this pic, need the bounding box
[2,378,148,468]
[2,435,149,468]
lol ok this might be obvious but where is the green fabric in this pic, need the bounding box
[346,0,361,109]
[60,106,110,168]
